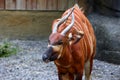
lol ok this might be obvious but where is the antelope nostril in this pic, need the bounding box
[42,54,48,62]
[42,47,53,62]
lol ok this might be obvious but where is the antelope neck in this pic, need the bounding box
[54,45,72,68]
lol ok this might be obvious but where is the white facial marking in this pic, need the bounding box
[47,44,52,47]
[68,33,72,39]
[68,33,73,45]
[52,45,61,52]
[47,43,63,59]
[76,35,81,38]
[48,44,62,52]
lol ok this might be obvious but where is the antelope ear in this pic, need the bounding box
[68,31,84,45]
[74,31,84,44]
[68,33,73,45]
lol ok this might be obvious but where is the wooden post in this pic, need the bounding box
[0,0,5,10]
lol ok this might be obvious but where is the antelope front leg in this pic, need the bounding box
[75,72,83,80]
[58,73,63,80]
[58,73,69,80]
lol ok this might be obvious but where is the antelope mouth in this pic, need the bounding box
[49,52,58,61]
[44,59,51,63]
[42,51,58,63]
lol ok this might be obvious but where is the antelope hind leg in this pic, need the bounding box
[84,60,92,80]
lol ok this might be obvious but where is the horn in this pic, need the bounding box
[52,7,75,33]
[60,12,75,36]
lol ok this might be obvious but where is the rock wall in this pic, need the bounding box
[88,13,120,64]
[94,0,120,17]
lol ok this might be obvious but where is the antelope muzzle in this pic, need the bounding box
[42,47,58,63]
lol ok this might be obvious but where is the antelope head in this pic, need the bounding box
[42,7,84,63]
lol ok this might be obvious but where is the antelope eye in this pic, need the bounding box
[57,40,63,45]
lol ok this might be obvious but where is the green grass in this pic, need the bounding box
[0,39,19,57]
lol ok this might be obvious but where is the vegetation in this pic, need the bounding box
[0,39,19,57]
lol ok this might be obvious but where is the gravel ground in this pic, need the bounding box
[0,40,119,80]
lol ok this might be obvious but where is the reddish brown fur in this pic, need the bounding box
[50,5,96,80]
